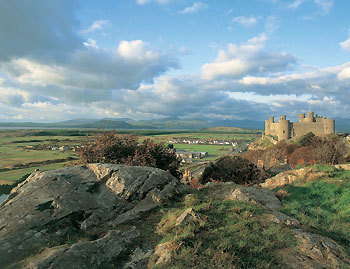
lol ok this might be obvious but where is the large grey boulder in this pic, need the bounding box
[0,164,187,268]
[280,229,350,269]
[230,186,282,210]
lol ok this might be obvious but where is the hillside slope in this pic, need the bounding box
[0,164,349,268]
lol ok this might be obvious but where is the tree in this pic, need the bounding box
[78,131,181,178]
[200,155,266,185]
[125,139,181,178]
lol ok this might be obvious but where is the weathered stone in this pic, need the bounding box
[123,247,153,269]
[279,229,350,269]
[28,228,139,269]
[202,181,238,200]
[230,186,282,210]
[0,164,186,268]
[268,211,300,226]
[261,167,325,189]
[153,242,173,266]
[175,208,200,226]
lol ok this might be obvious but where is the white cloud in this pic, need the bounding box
[286,0,305,9]
[0,87,28,107]
[178,1,208,14]
[233,16,258,27]
[117,40,160,61]
[314,0,333,14]
[201,34,296,80]
[2,40,179,90]
[265,16,279,34]
[338,65,350,80]
[0,0,348,122]
[82,20,109,33]
[286,0,334,13]
[285,0,333,13]
[340,37,350,51]
[83,39,99,49]
[178,46,192,55]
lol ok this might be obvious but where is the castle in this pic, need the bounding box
[265,112,335,141]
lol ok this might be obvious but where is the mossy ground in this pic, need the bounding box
[274,165,350,252]
[129,186,296,269]
[128,165,350,268]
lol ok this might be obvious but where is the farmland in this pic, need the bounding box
[0,128,261,185]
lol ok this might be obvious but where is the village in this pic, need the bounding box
[24,144,84,152]
[167,138,238,146]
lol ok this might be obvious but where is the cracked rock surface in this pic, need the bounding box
[0,164,187,268]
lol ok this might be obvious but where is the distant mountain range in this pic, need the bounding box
[0,117,349,131]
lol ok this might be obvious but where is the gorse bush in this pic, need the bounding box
[200,155,267,185]
[78,131,181,178]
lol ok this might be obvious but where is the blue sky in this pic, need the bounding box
[0,0,350,122]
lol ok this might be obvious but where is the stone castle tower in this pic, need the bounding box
[265,112,335,141]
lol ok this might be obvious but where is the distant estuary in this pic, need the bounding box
[0,194,7,203]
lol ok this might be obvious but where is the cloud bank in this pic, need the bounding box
[0,0,348,123]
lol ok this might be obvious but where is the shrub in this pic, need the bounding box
[243,133,349,168]
[297,132,315,147]
[288,146,316,168]
[78,131,181,178]
[200,155,266,185]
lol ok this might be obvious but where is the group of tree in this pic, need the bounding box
[78,131,181,178]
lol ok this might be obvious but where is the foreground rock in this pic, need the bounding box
[231,186,282,210]
[281,229,350,269]
[0,164,188,268]
[261,167,325,188]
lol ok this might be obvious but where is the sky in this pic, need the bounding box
[0,0,350,122]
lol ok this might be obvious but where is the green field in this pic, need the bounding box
[150,132,259,142]
[0,162,71,184]
[0,130,91,183]
[0,128,260,184]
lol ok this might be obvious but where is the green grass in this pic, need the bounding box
[275,167,350,251]
[0,129,259,185]
[152,132,259,141]
[0,162,71,183]
[0,131,85,184]
[0,146,73,168]
[148,196,296,268]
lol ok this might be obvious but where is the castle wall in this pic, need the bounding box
[265,122,279,138]
[292,122,325,137]
[265,112,335,141]
[278,119,290,140]
[323,119,335,134]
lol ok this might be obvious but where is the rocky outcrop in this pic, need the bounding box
[231,186,282,210]
[0,164,188,268]
[153,242,174,266]
[261,167,325,188]
[280,229,350,269]
[1,164,349,268]
[175,208,200,226]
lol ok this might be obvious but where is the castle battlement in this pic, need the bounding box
[265,112,335,141]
